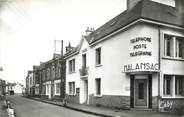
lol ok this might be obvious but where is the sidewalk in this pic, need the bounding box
[0,99,8,117]
[27,97,179,117]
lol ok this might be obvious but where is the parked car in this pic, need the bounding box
[9,90,14,95]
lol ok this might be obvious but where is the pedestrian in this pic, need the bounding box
[6,100,10,108]
[63,96,67,107]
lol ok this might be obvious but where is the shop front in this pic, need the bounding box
[123,35,160,109]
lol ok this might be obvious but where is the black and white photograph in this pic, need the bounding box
[0,0,184,117]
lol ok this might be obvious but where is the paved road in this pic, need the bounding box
[7,95,100,117]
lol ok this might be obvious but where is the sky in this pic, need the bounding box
[0,0,175,85]
[0,0,126,85]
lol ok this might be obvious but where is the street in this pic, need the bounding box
[7,95,101,117]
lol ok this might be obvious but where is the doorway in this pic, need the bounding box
[130,74,152,109]
[83,80,88,104]
[51,83,55,99]
[134,79,148,107]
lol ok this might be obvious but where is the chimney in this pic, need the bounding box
[85,27,94,35]
[127,0,142,11]
[65,42,75,53]
[175,0,184,13]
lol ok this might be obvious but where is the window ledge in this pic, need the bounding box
[68,94,76,96]
[162,56,184,61]
[68,71,76,74]
[94,95,102,98]
[95,64,102,68]
[161,96,184,99]
[55,94,60,96]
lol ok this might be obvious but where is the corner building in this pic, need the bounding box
[65,0,184,111]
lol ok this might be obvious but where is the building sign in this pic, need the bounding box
[124,37,159,72]
[159,100,173,112]
[130,37,152,57]
[124,63,159,72]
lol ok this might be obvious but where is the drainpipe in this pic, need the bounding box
[158,27,161,108]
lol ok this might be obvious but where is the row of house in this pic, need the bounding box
[26,53,65,100]
[26,0,184,112]
[0,79,5,96]
[6,82,24,95]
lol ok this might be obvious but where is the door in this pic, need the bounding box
[135,79,147,107]
[84,80,88,104]
[48,84,51,99]
[51,83,55,99]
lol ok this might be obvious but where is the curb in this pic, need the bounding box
[25,97,118,117]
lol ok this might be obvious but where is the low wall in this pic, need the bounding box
[159,98,184,116]
[66,94,79,104]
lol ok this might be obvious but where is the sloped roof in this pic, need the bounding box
[86,0,184,44]
[65,0,184,57]
[64,36,86,58]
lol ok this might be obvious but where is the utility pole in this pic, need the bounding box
[0,67,3,71]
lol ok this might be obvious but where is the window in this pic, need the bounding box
[47,68,50,80]
[163,75,184,97]
[69,59,75,73]
[52,66,55,79]
[69,82,75,94]
[96,48,101,65]
[82,54,86,68]
[42,70,45,81]
[46,84,49,94]
[164,34,184,58]
[164,75,172,95]
[30,77,32,85]
[42,85,46,94]
[175,37,184,58]
[164,34,173,57]
[56,64,61,78]
[95,78,101,96]
[138,82,144,99]
[35,87,39,94]
[175,76,183,95]
[55,83,60,94]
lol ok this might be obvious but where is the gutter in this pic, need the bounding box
[64,51,79,59]
[158,27,161,104]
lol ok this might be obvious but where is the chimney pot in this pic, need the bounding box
[85,27,94,35]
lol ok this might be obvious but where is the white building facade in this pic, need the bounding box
[65,0,184,111]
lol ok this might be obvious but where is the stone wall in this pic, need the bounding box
[152,96,158,109]
[66,94,79,104]
[40,95,48,99]
[89,94,130,109]
[53,95,61,100]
